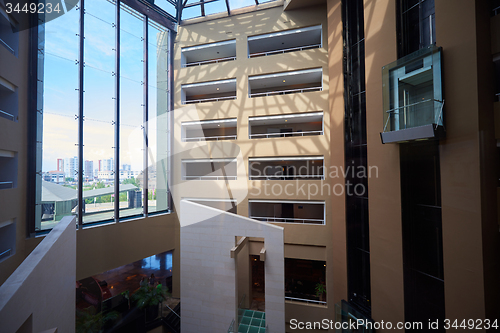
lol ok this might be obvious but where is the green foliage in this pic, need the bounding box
[132,284,167,309]
[65,177,74,182]
[75,308,119,333]
[122,177,140,187]
[315,283,326,298]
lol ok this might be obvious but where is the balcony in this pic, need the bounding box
[248,68,322,98]
[181,78,236,104]
[0,76,17,121]
[381,45,444,144]
[248,25,322,58]
[0,8,18,56]
[182,118,237,142]
[181,39,236,67]
[182,158,237,180]
[249,156,324,180]
[249,112,323,139]
[249,200,325,225]
[0,149,17,190]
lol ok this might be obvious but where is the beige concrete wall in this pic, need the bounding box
[180,200,285,333]
[363,0,405,326]
[0,216,76,333]
[436,0,500,321]
[174,6,335,326]
[0,24,36,286]
[326,0,347,311]
[76,212,181,297]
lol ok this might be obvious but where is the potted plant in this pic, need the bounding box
[132,284,167,322]
[121,290,131,309]
[76,307,119,333]
[315,282,326,302]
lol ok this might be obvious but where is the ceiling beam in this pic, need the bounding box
[183,0,219,8]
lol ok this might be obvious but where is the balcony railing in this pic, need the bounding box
[183,175,237,181]
[249,130,323,139]
[250,216,324,225]
[0,109,15,121]
[249,44,321,58]
[184,95,236,104]
[285,296,327,306]
[0,181,13,189]
[0,38,15,55]
[184,134,237,142]
[249,174,324,180]
[381,45,444,143]
[184,56,236,67]
[249,86,321,98]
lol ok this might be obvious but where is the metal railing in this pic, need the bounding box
[383,98,444,132]
[495,92,500,102]
[249,87,322,98]
[183,175,237,180]
[0,38,15,55]
[249,44,321,58]
[249,130,323,139]
[227,319,235,333]
[183,134,237,142]
[285,296,327,306]
[184,56,236,67]
[0,109,15,121]
[251,216,325,225]
[164,304,181,319]
[0,249,12,261]
[249,174,324,180]
[0,181,14,189]
[493,5,500,16]
[184,95,236,104]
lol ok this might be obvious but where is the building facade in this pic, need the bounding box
[0,0,499,332]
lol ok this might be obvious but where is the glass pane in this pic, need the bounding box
[39,5,80,231]
[83,0,116,224]
[148,22,169,213]
[119,4,145,219]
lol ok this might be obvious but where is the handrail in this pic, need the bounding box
[0,38,15,55]
[249,174,324,180]
[0,249,12,260]
[227,319,235,333]
[285,296,327,305]
[0,109,15,121]
[493,5,500,16]
[0,181,14,189]
[385,98,443,113]
[250,130,323,139]
[183,176,237,180]
[249,44,321,58]
[184,134,237,142]
[251,216,325,225]
[164,304,181,319]
[249,87,322,98]
[185,95,236,104]
[184,56,236,67]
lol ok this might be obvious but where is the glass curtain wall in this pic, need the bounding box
[36,0,172,231]
[342,0,371,316]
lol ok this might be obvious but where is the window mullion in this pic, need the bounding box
[77,0,85,228]
[143,16,149,217]
[114,0,120,223]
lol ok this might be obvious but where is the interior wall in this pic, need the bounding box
[180,200,284,333]
[436,0,500,321]
[76,212,181,298]
[0,216,76,333]
[326,0,347,310]
[363,0,405,326]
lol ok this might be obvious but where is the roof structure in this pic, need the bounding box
[41,181,138,203]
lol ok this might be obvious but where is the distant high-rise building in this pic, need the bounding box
[64,156,78,180]
[84,160,94,180]
[56,158,64,172]
[98,158,114,172]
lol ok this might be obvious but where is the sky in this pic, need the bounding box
[41,0,278,172]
